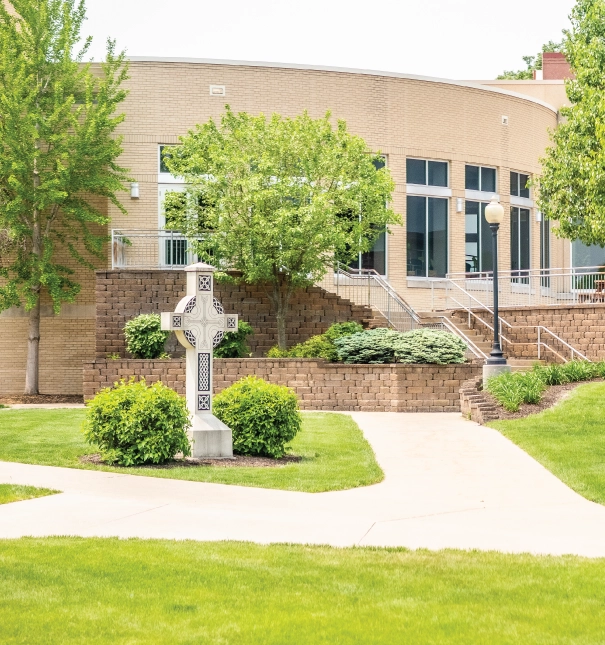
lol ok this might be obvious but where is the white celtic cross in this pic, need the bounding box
[161,262,238,458]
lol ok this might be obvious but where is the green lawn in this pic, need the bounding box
[0,409,383,492]
[0,538,604,644]
[0,484,58,505]
[490,382,605,504]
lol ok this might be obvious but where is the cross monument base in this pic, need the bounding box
[190,415,233,458]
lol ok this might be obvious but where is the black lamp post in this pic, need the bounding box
[485,197,507,366]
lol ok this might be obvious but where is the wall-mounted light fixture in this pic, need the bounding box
[535,210,542,222]
[130,182,140,199]
[456,198,464,213]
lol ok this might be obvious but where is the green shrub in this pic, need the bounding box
[559,360,597,382]
[266,322,364,361]
[288,335,337,360]
[334,327,467,365]
[334,328,403,364]
[213,376,301,458]
[323,321,364,342]
[487,371,547,412]
[533,362,570,386]
[124,314,169,359]
[214,321,254,358]
[83,378,191,466]
[392,329,467,364]
[266,346,291,358]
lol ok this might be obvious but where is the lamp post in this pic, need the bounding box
[483,197,510,384]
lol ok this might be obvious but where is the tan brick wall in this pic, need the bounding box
[110,60,558,312]
[95,270,381,358]
[0,318,95,395]
[83,358,482,412]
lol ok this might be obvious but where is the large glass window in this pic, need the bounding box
[511,207,531,283]
[406,159,448,187]
[540,215,550,287]
[465,201,492,274]
[510,171,530,198]
[406,196,448,277]
[345,156,387,275]
[571,240,605,268]
[465,165,497,193]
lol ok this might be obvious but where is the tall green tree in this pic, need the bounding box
[497,41,563,80]
[165,108,398,350]
[538,0,605,245]
[0,0,130,394]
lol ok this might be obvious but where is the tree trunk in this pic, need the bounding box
[24,297,41,395]
[276,300,287,350]
[272,279,292,351]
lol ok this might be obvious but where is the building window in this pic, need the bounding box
[510,171,530,198]
[465,201,492,274]
[347,156,387,275]
[465,165,496,193]
[406,196,448,278]
[540,215,550,287]
[511,207,531,283]
[406,158,448,187]
[159,145,174,174]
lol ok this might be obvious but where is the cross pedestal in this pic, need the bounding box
[161,263,238,458]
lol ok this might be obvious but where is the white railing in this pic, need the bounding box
[318,265,421,332]
[446,266,605,310]
[111,229,204,270]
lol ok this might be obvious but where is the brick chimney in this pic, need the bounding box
[538,52,575,80]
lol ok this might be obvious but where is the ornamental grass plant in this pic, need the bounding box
[486,360,605,412]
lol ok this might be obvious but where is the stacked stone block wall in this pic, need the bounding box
[454,305,605,361]
[83,358,482,412]
[95,270,380,359]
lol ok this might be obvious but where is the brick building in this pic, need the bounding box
[1,55,592,395]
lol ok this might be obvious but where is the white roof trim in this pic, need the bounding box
[124,56,558,113]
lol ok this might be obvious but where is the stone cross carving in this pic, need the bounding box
[161,262,238,458]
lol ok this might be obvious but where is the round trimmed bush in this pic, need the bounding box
[83,378,191,466]
[124,314,169,359]
[213,376,301,458]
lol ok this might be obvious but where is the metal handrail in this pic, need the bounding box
[447,280,590,363]
[432,316,488,360]
[537,326,590,362]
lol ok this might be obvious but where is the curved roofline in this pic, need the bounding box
[126,56,558,113]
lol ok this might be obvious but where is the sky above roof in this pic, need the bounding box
[84,0,576,81]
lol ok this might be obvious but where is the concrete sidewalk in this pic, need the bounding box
[1,412,605,556]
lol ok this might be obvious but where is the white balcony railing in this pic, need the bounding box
[112,229,203,270]
[446,266,605,310]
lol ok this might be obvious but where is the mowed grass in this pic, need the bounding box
[0,484,58,505]
[490,382,605,504]
[1,538,605,645]
[0,410,383,492]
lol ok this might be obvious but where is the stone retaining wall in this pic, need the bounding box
[95,270,381,359]
[454,304,605,361]
[83,358,482,412]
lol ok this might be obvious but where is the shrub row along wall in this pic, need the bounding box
[83,359,482,412]
[95,270,382,359]
[454,305,605,361]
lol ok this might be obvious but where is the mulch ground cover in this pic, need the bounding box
[0,394,83,405]
[80,453,302,469]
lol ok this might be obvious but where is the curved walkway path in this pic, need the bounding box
[1,412,605,556]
